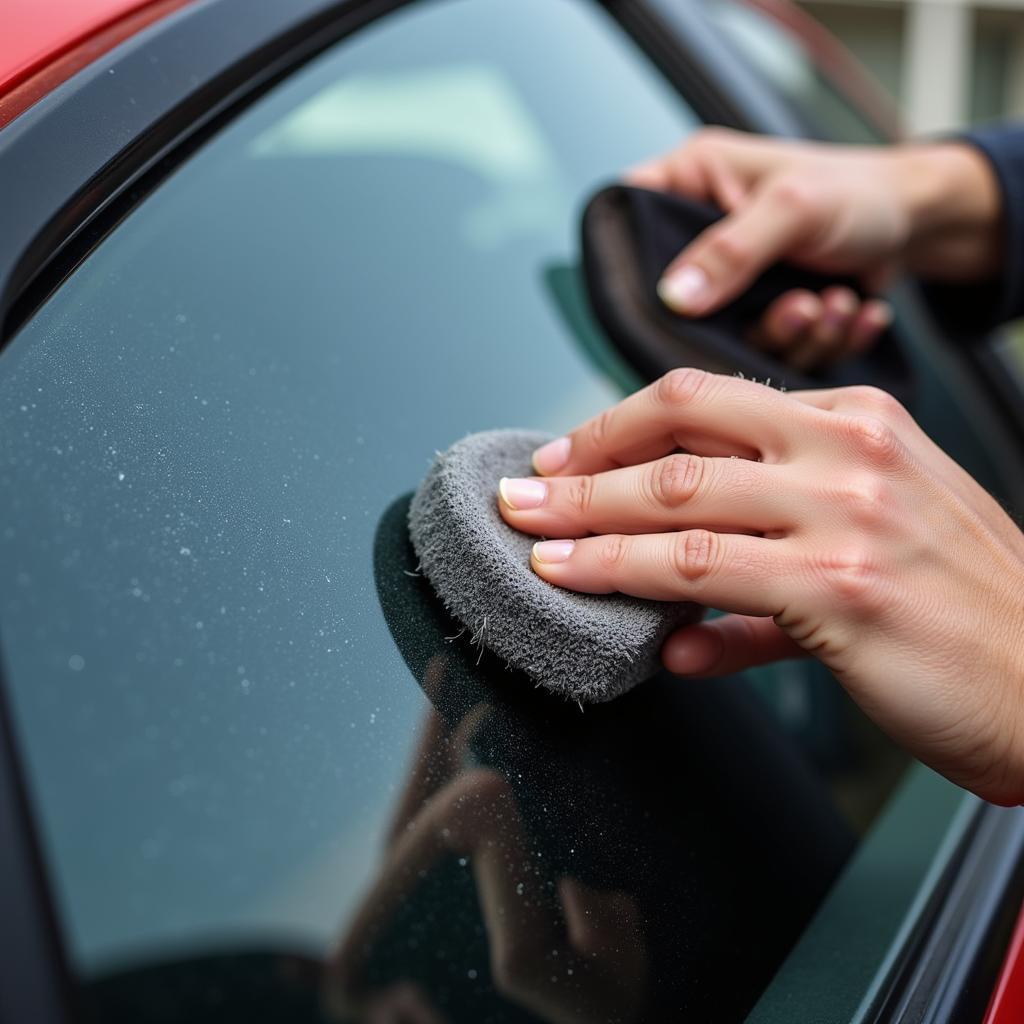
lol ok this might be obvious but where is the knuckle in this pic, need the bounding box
[819,547,884,610]
[585,408,615,452]
[690,125,731,153]
[596,533,630,572]
[652,453,703,508]
[567,475,595,517]
[441,768,513,844]
[769,176,820,219]
[655,367,710,409]
[842,415,905,468]
[706,229,753,271]
[845,385,907,422]
[673,529,719,583]
[837,475,891,529]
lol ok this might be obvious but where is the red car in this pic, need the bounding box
[1,1,1023,1022]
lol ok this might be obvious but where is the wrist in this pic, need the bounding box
[892,142,1004,279]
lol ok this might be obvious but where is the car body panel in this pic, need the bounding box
[0,0,196,129]
[985,900,1024,1024]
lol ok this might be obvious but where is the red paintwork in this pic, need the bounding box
[0,0,194,128]
[984,900,1024,1024]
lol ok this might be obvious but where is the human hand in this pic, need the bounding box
[325,695,649,1024]
[498,370,1024,804]
[627,128,1002,369]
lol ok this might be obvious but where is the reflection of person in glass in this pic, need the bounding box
[326,666,648,1024]
[359,493,855,1022]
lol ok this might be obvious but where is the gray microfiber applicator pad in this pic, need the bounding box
[408,429,702,703]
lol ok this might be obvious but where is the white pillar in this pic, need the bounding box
[903,0,972,133]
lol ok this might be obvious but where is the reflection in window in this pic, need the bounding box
[0,0,704,1007]
[252,65,568,249]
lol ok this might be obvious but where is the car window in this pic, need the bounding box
[0,1,918,1020]
[700,0,888,143]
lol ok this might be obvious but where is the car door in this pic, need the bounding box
[1,1,1022,1023]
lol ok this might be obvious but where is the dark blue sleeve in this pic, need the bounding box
[962,124,1024,324]
[923,124,1024,333]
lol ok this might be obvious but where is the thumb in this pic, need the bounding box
[662,614,806,676]
[657,178,817,317]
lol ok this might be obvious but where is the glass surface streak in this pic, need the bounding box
[2,1,866,1021]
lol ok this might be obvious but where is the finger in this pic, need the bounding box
[786,286,858,371]
[623,159,672,190]
[385,706,452,847]
[704,151,747,211]
[365,984,446,1024]
[788,381,909,421]
[643,130,788,204]
[366,999,400,1024]
[657,177,821,317]
[531,369,822,477]
[530,530,790,614]
[662,614,805,676]
[556,878,649,1020]
[499,455,799,538]
[845,299,892,356]
[451,702,490,759]
[751,290,822,353]
[862,261,899,294]
[393,982,447,1024]
[559,878,642,959]
[625,144,733,202]
[328,770,527,997]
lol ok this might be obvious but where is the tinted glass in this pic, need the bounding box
[701,0,886,143]
[2,1,890,1020]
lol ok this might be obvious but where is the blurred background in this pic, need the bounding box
[797,0,1024,131]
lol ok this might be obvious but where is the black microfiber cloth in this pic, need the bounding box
[408,430,702,703]
[581,184,913,399]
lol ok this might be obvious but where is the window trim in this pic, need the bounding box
[0,661,79,1024]
[0,0,406,348]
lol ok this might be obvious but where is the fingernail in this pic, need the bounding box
[532,540,575,564]
[657,265,709,314]
[782,296,818,332]
[532,437,571,475]
[868,303,893,329]
[833,291,858,315]
[824,291,857,327]
[499,477,547,510]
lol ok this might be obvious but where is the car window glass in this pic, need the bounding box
[0,1,906,1020]
[701,0,885,143]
